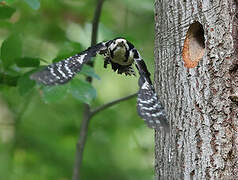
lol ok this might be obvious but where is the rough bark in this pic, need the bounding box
[154,0,238,179]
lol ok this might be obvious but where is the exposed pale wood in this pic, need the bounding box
[154,0,238,179]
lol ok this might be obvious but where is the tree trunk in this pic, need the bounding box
[154,0,238,179]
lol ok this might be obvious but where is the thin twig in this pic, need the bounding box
[72,0,104,180]
[91,93,138,117]
[72,106,91,180]
[72,92,137,180]
[91,0,104,47]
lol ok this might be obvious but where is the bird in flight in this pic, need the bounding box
[31,37,169,130]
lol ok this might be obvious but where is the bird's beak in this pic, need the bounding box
[117,41,124,47]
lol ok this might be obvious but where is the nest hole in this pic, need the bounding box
[182,21,205,68]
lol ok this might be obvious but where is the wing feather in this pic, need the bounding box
[30,42,105,85]
[133,48,169,130]
[137,76,169,130]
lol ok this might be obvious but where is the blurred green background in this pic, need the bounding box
[0,0,155,179]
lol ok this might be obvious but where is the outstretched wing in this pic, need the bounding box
[30,42,106,86]
[30,37,168,130]
[133,48,169,130]
[137,76,169,130]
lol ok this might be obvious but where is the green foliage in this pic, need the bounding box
[42,84,68,103]
[16,57,40,67]
[0,0,155,179]
[0,33,22,68]
[0,20,12,28]
[17,71,35,96]
[41,78,97,104]
[0,6,15,19]
[81,65,100,80]
[0,0,15,4]
[0,73,18,86]
[53,41,83,62]
[69,78,97,104]
[23,0,40,10]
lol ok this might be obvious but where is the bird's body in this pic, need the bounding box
[97,38,137,76]
[108,38,134,66]
[111,46,131,65]
[30,37,169,130]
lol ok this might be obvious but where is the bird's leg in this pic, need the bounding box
[103,58,110,68]
[117,65,136,76]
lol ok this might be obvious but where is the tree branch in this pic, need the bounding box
[91,93,138,117]
[72,1,138,179]
[72,0,104,180]
[72,106,91,180]
[91,0,104,47]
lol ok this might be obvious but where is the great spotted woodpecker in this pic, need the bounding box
[31,37,169,130]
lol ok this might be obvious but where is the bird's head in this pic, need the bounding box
[114,38,127,47]
[108,38,129,51]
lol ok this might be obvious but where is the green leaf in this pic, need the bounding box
[16,57,40,67]
[0,34,22,68]
[17,72,35,96]
[69,78,96,104]
[3,68,20,76]
[42,85,68,103]
[0,6,15,19]
[23,0,40,10]
[43,23,66,43]
[80,65,100,80]
[53,41,83,63]
[0,73,19,86]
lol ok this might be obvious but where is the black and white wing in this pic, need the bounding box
[30,42,106,86]
[30,37,169,130]
[137,76,169,129]
[132,48,169,130]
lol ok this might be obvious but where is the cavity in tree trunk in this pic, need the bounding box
[154,0,238,179]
